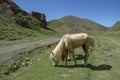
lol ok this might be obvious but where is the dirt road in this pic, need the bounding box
[0,38,59,63]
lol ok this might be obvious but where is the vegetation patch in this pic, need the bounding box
[0,45,54,80]
[82,25,92,30]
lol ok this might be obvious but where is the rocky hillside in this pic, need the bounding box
[48,16,107,34]
[108,21,120,33]
[0,0,47,29]
[0,0,48,40]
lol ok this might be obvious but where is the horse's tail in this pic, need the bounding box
[88,35,95,47]
[87,35,95,52]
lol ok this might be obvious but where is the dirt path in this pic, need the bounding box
[0,38,59,63]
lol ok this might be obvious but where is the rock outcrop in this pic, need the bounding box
[0,0,47,29]
[31,11,47,29]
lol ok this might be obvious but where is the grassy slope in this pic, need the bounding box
[0,15,59,42]
[109,21,120,31]
[0,15,60,42]
[108,21,120,34]
[48,16,106,34]
[13,34,120,80]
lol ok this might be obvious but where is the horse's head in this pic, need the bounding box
[50,52,59,66]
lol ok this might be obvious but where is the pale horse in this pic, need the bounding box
[50,33,94,66]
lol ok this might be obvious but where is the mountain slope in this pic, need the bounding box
[0,0,47,29]
[0,0,48,40]
[48,16,106,34]
[108,21,120,33]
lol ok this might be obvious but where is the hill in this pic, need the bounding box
[108,21,120,33]
[0,0,49,40]
[48,16,107,34]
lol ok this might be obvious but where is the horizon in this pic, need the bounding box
[12,0,120,27]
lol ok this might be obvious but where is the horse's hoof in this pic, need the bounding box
[74,64,77,66]
[83,63,88,67]
[84,64,87,66]
[53,64,58,67]
[74,63,77,66]
[82,61,87,66]
[65,63,68,66]
[68,59,70,61]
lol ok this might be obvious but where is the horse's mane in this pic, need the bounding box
[52,34,67,58]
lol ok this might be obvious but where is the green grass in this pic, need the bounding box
[0,46,50,80]
[0,25,50,41]
[0,34,120,80]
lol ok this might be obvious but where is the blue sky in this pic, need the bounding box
[12,0,120,27]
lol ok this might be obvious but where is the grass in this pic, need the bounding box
[0,46,50,80]
[0,34,120,80]
[0,25,50,41]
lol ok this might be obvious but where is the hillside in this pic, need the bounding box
[0,0,48,40]
[48,16,107,34]
[108,21,120,33]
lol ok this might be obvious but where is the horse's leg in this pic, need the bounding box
[65,50,68,66]
[61,52,66,61]
[70,50,77,66]
[84,51,89,65]
[67,51,70,60]
[82,45,89,65]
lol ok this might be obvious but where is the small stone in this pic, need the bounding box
[22,62,28,67]
[25,58,30,61]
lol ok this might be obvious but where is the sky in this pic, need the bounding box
[12,0,120,27]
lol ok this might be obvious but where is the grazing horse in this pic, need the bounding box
[50,33,94,66]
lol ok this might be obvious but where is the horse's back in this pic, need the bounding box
[64,33,88,48]
[69,33,88,40]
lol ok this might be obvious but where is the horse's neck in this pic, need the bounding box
[53,39,64,57]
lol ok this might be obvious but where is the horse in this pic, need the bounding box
[50,33,94,66]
